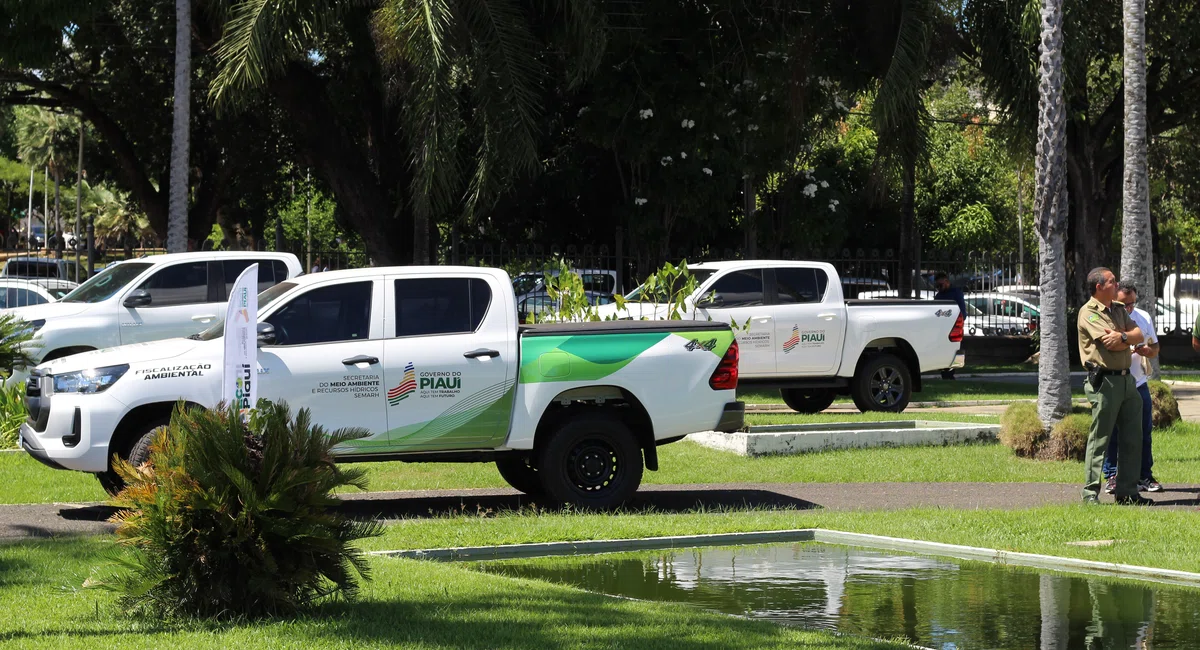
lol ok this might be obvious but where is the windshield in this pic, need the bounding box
[195,282,297,341]
[624,269,715,303]
[61,262,152,303]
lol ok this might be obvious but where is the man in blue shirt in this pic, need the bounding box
[934,272,966,380]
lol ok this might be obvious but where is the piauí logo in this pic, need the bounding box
[387,362,417,406]
[783,324,800,354]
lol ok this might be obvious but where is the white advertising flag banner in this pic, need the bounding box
[222,264,258,415]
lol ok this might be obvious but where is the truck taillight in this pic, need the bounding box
[709,340,739,390]
[949,313,964,343]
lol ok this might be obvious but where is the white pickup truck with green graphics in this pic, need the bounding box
[20,266,743,509]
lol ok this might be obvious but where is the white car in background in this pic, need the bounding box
[5,252,302,385]
[0,278,78,310]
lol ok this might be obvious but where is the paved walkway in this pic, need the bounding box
[4,482,1197,541]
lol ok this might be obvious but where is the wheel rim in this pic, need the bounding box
[565,437,623,493]
[869,366,904,406]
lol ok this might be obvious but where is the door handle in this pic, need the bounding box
[342,355,379,365]
[751,315,772,322]
[817,313,838,320]
[192,314,217,322]
[463,348,500,359]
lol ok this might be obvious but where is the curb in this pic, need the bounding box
[372,528,1200,589]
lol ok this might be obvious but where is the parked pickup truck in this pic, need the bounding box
[4,252,302,386]
[20,266,743,509]
[596,260,964,413]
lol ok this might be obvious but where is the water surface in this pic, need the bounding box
[474,543,1200,649]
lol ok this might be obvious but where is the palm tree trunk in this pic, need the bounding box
[898,159,917,299]
[1119,0,1156,373]
[167,0,191,254]
[53,171,63,260]
[1034,0,1073,426]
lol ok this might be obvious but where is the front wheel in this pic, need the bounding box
[94,419,168,496]
[850,353,912,413]
[536,412,643,511]
[495,456,543,495]
[779,389,836,414]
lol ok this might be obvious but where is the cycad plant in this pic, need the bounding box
[90,401,381,619]
[0,314,39,377]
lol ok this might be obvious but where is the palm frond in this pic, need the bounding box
[871,0,936,169]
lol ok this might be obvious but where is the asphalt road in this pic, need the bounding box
[3,482,1197,542]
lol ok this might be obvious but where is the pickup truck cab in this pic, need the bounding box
[20,266,743,509]
[5,252,302,384]
[598,260,964,413]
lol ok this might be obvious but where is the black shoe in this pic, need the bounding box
[1116,495,1154,506]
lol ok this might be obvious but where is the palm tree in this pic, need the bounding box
[869,0,936,299]
[16,108,77,259]
[167,0,191,254]
[85,183,152,259]
[1119,0,1155,371]
[209,0,605,264]
[1033,0,1072,427]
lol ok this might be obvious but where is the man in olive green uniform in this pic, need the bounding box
[1077,267,1152,505]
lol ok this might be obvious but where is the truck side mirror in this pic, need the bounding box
[256,322,276,347]
[122,289,152,308]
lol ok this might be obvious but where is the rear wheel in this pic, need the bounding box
[495,456,543,495]
[536,412,643,510]
[851,353,912,413]
[779,389,836,414]
[94,418,169,496]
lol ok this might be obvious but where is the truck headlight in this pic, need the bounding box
[52,364,129,394]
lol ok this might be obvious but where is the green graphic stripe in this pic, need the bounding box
[341,379,515,452]
[518,332,670,383]
[669,330,735,357]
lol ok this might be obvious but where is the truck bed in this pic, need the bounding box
[520,320,733,336]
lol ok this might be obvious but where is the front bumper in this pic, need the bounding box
[714,401,746,433]
[950,350,965,369]
[19,371,128,473]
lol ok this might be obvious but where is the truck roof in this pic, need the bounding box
[688,259,838,273]
[285,265,510,288]
[107,251,299,266]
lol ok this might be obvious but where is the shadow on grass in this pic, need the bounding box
[336,488,820,521]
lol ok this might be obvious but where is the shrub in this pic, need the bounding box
[1044,414,1090,461]
[0,381,26,449]
[999,402,1045,458]
[88,401,381,619]
[1148,380,1180,428]
[0,313,38,376]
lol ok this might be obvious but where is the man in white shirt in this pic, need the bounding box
[1103,283,1162,493]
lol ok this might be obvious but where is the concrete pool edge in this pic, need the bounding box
[371,528,1200,589]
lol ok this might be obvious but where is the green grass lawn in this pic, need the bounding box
[5,418,1197,505]
[739,378,1085,405]
[0,537,903,650]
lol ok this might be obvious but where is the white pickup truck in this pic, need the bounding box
[5,252,302,384]
[20,266,743,509]
[597,260,964,413]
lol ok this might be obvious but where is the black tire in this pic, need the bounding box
[94,419,169,497]
[536,412,643,511]
[851,353,912,413]
[495,456,544,495]
[779,389,836,414]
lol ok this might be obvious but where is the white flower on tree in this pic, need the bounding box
[638,108,654,119]
[702,168,713,176]
[634,197,648,206]
[803,183,818,197]
[828,199,840,212]
[577,107,590,117]
[820,180,829,188]
[680,152,687,159]
[660,156,674,166]
[681,119,695,129]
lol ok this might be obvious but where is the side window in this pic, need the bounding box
[775,268,827,304]
[221,259,277,299]
[704,270,764,308]
[8,288,47,308]
[137,262,208,307]
[272,260,289,282]
[395,278,492,337]
[579,273,615,293]
[266,281,372,345]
